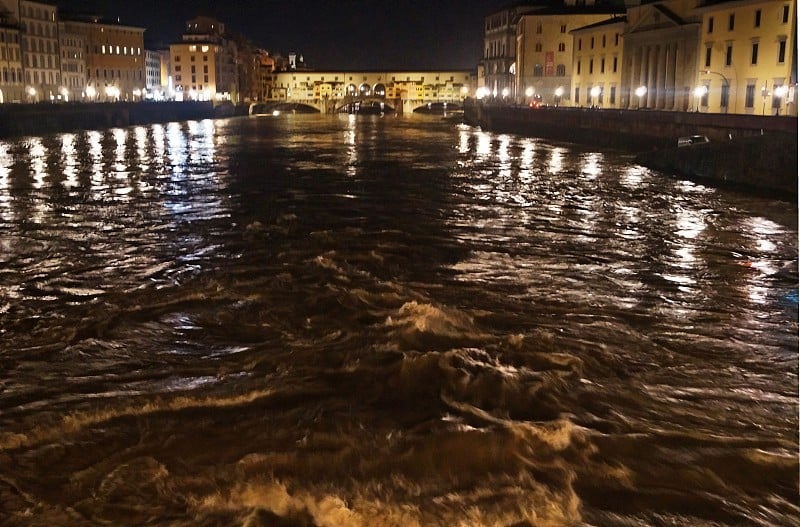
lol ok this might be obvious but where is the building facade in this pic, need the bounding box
[145,48,168,96]
[169,16,239,102]
[571,17,627,108]
[16,0,60,101]
[0,4,23,103]
[269,70,475,105]
[58,23,85,101]
[483,2,548,100]
[516,3,623,106]
[695,0,797,116]
[61,16,146,101]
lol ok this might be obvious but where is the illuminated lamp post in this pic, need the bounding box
[590,86,601,108]
[693,85,708,112]
[26,86,37,103]
[773,85,788,115]
[85,85,96,101]
[634,85,647,109]
[554,86,563,106]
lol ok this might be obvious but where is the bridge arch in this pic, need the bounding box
[373,83,386,97]
[358,83,371,97]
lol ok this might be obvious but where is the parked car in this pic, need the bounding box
[677,135,710,147]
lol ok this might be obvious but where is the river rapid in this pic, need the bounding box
[0,114,797,527]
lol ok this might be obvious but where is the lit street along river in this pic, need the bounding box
[0,115,797,526]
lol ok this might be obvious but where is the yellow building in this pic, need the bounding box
[571,17,627,108]
[695,0,797,115]
[169,16,238,103]
[0,6,23,103]
[62,16,145,101]
[516,3,623,106]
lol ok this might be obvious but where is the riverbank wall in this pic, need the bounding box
[465,102,797,199]
[0,101,217,138]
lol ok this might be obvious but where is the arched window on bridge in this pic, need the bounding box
[359,83,371,96]
[373,83,386,97]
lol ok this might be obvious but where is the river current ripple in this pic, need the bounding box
[0,115,797,527]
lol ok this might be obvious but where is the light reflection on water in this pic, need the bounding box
[0,115,796,527]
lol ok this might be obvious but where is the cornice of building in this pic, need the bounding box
[694,0,787,13]
[60,16,145,32]
[570,15,628,33]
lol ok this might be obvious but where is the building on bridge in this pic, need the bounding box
[265,70,477,113]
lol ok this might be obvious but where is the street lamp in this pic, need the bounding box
[26,86,36,102]
[693,85,708,112]
[554,86,563,106]
[774,85,788,115]
[590,86,601,108]
[85,85,96,100]
[634,85,647,109]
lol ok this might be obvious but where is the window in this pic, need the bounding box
[751,41,758,64]
[615,33,619,46]
[708,17,714,33]
[601,58,605,73]
[556,64,566,76]
[705,46,712,67]
[533,64,543,77]
[578,38,582,51]
[602,35,606,47]
[778,39,787,63]
[175,65,181,72]
[574,86,579,102]
[720,84,729,109]
[558,42,565,52]
[754,9,761,27]
[725,44,733,66]
[535,42,542,52]
[783,5,790,23]
[560,24,566,33]
[590,37,594,49]
[613,56,618,72]
[589,59,593,74]
[536,23,542,34]
[728,14,735,31]
[700,84,709,107]
[577,60,581,75]
[745,82,755,108]
[610,86,616,104]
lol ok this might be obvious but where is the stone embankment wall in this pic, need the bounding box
[0,101,216,138]
[634,134,797,199]
[465,102,797,199]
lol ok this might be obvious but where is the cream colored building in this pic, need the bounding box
[571,17,627,108]
[0,5,23,103]
[58,23,85,101]
[16,0,60,101]
[61,16,145,101]
[169,16,238,102]
[515,3,623,106]
[695,0,797,116]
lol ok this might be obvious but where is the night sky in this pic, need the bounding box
[55,0,513,70]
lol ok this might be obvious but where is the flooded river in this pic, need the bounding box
[0,115,797,526]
